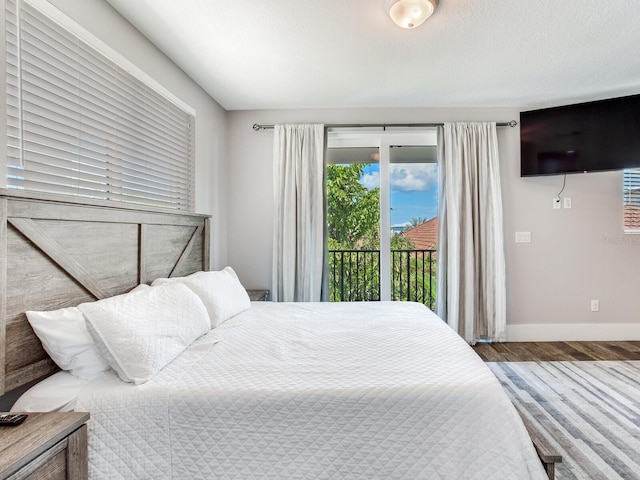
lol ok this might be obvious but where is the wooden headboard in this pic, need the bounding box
[0,191,211,395]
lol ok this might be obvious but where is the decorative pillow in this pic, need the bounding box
[79,282,209,385]
[26,306,111,380]
[152,267,250,328]
[25,283,151,380]
[151,270,203,287]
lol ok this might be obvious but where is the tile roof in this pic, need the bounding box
[624,205,640,231]
[401,217,438,250]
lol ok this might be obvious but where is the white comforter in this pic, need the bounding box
[75,302,546,480]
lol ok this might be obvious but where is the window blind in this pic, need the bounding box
[5,0,195,211]
[623,168,640,233]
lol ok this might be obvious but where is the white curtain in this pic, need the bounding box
[272,124,325,302]
[436,123,507,344]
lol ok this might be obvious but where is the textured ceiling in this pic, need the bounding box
[105,0,640,111]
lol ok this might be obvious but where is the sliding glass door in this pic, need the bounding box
[326,129,438,306]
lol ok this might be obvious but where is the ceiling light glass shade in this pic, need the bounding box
[386,0,438,29]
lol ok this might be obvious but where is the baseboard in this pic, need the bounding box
[506,323,640,342]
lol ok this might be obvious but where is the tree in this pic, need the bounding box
[326,163,437,309]
[406,217,428,229]
[392,231,414,249]
[327,164,380,301]
[326,164,379,249]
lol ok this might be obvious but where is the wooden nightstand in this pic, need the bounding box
[246,289,270,301]
[0,411,89,480]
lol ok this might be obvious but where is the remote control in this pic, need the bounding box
[0,413,28,426]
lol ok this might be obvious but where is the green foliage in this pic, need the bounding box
[327,164,380,249]
[390,250,437,310]
[326,163,437,309]
[328,247,437,309]
[391,232,414,249]
[328,249,381,302]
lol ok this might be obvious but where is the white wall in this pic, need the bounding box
[503,153,640,341]
[228,107,640,340]
[23,1,639,340]
[46,0,229,268]
[227,107,512,285]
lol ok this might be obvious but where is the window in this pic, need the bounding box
[5,0,195,210]
[624,168,640,233]
[326,129,438,308]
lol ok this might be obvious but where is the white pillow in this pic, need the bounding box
[152,267,250,328]
[25,284,151,380]
[11,371,89,413]
[26,306,111,380]
[151,270,203,287]
[79,282,209,385]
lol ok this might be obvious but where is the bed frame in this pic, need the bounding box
[0,191,562,479]
[0,190,211,396]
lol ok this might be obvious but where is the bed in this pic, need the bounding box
[0,191,547,480]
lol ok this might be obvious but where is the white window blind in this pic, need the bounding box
[5,0,195,211]
[623,168,640,233]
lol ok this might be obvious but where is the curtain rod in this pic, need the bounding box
[252,120,517,131]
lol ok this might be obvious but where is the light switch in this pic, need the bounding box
[515,232,532,243]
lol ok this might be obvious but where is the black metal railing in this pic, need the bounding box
[328,249,437,309]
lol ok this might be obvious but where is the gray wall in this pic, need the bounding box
[10,1,640,340]
[44,0,229,268]
[227,107,640,341]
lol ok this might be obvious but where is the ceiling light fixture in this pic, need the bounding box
[385,0,439,29]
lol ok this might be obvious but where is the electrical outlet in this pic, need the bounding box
[515,231,532,243]
[563,197,572,209]
[591,300,599,312]
[553,197,561,209]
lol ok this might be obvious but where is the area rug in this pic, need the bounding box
[488,361,640,480]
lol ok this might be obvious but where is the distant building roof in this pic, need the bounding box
[624,205,640,231]
[401,217,438,250]
[391,222,412,233]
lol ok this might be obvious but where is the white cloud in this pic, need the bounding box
[390,163,437,192]
[359,164,438,192]
[360,171,380,190]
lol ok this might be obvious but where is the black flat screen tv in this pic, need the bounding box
[520,94,640,176]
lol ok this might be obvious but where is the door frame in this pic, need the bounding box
[326,128,438,301]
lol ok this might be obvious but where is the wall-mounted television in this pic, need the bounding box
[520,94,640,176]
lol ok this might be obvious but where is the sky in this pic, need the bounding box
[360,162,438,227]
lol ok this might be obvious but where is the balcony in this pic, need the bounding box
[328,249,437,310]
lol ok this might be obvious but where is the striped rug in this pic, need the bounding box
[488,361,640,480]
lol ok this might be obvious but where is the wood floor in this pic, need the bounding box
[472,341,640,362]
